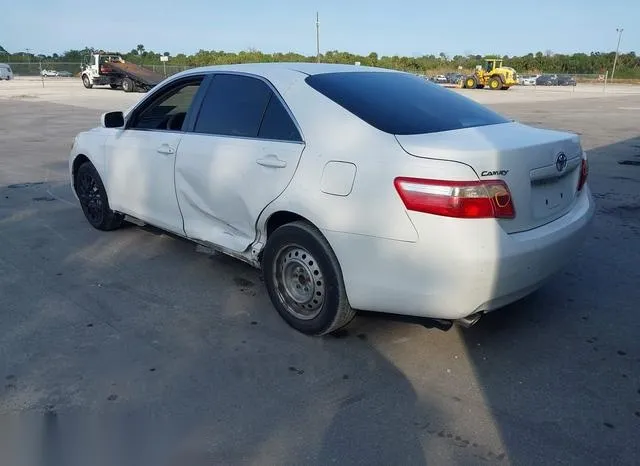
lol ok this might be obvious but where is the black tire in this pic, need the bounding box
[122,78,134,93]
[74,161,123,231]
[262,221,355,336]
[464,76,477,89]
[110,83,119,89]
[82,74,92,89]
[489,76,502,90]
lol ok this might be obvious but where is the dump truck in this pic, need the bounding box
[462,58,518,90]
[81,52,164,92]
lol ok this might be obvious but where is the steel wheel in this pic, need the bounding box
[122,78,134,92]
[77,169,104,226]
[82,75,93,89]
[262,221,355,335]
[273,245,325,320]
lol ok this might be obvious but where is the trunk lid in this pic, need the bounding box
[395,122,583,233]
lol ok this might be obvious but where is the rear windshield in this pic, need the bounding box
[305,71,509,135]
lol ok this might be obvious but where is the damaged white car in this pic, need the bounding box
[70,63,594,336]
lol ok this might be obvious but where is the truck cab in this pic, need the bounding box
[82,53,125,90]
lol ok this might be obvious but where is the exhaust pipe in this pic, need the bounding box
[456,312,483,328]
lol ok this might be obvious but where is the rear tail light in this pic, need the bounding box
[394,177,515,219]
[577,157,588,191]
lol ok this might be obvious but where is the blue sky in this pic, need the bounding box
[1,0,635,57]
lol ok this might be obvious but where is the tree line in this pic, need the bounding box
[2,44,639,78]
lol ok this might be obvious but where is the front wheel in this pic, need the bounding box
[464,77,477,89]
[75,161,123,231]
[262,221,355,336]
[82,75,92,89]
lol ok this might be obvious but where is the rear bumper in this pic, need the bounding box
[324,187,595,320]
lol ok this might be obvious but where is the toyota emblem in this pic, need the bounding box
[556,152,568,172]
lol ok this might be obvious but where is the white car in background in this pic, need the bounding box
[69,63,594,336]
[0,63,13,80]
[519,75,539,86]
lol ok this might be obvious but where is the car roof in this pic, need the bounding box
[176,62,396,78]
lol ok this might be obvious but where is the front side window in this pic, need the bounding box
[130,78,203,131]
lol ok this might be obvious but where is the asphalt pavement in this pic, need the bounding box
[0,87,639,466]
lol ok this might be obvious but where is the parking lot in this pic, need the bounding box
[1,78,639,465]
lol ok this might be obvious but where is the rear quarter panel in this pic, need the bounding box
[259,78,480,243]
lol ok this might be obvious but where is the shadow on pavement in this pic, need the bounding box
[458,134,640,465]
[2,95,639,466]
[0,178,437,465]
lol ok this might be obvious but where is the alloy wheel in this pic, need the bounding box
[77,170,104,226]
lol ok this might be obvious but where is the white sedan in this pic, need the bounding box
[519,75,539,86]
[69,63,595,335]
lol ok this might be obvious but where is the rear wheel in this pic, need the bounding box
[262,221,355,336]
[489,76,502,90]
[82,75,92,89]
[122,78,134,93]
[75,161,123,231]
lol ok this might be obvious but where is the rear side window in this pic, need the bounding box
[305,71,509,135]
[194,74,271,138]
[258,95,302,142]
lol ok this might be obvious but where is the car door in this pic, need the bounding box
[104,75,207,234]
[175,73,305,252]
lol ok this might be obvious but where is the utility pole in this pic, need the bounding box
[611,27,624,81]
[316,12,320,63]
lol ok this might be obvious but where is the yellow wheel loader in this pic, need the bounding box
[462,59,518,90]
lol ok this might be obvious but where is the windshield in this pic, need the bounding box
[305,71,509,135]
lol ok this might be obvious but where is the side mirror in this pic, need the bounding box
[101,111,125,128]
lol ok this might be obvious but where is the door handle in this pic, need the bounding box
[256,156,286,168]
[157,144,175,155]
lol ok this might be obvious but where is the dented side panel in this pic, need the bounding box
[174,133,305,253]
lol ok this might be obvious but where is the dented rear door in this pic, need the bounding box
[175,73,305,253]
